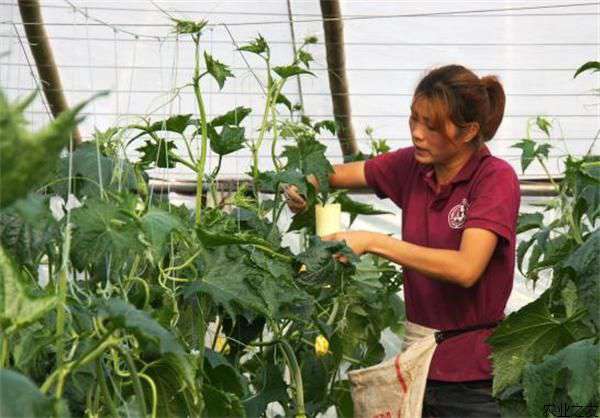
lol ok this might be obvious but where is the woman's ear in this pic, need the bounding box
[461,122,480,144]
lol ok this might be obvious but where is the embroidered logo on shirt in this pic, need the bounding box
[448,198,470,229]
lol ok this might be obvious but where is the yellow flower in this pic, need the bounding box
[298,264,307,273]
[314,335,329,357]
[215,335,230,355]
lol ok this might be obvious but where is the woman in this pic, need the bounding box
[285,65,520,417]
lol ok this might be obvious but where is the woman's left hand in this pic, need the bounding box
[321,231,379,257]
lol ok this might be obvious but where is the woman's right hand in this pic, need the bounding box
[283,184,308,214]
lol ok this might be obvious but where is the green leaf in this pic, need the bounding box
[0,246,57,334]
[273,65,315,79]
[0,369,70,418]
[296,235,358,275]
[0,90,104,208]
[535,116,552,136]
[282,137,333,195]
[573,60,600,78]
[139,208,182,261]
[313,120,337,136]
[203,385,246,417]
[53,141,139,199]
[196,228,273,249]
[204,349,248,397]
[487,291,589,396]
[246,251,313,319]
[237,35,268,56]
[0,193,59,272]
[210,106,252,127]
[564,230,600,327]
[516,212,544,234]
[70,196,144,272]
[511,139,536,173]
[136,138,178,168]
[148,114,193,135]
[297,50,314,68]
[334,192,391,226]
[96,298,186,356]
[208,125,245,156]
[522,339,599,417]
[184,247,268,319]
[204,52,234,90]
[172,18,207,35]
[257,168,307,195]
[275,93,293,112]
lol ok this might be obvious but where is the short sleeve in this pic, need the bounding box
[464,161,521,244]
[364,147,415,204]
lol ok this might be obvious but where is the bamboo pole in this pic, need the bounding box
[319,0,358,158]
[18,0,82,145]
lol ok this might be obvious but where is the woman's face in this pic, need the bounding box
[409,96,469,165]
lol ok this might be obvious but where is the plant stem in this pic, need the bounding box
[96,360,119,418]
[253,244,293,263]
[271,105,281,171]
[192,34,208,225]
[0,334,8,368]
[43,333,117,396]
[280,339,306,418]
[55,223,71,370]
[120,347,148,418]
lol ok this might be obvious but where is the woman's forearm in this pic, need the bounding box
[366,234,476,288]
[330,161,368,189]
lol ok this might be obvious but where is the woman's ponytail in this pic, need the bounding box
[480,75,506,142]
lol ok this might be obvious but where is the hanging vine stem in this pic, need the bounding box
[96,360,119,418]
[279,339,306,418]
[56,136,76,371]
[138,372,158,418]
[118,346,148,418]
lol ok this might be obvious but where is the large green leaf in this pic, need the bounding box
[0,90,103,208]
[136,138,178,168]
[487,291,592,396]
[522,339,599,417]
[95,298,186,356]
[0,369,70,418]
[184,247,268,319]
[0,194,59,272]
[70,197,143,272]
[246,250,313,319]
[564,230,600,327]
[208,125,245,156]
[0,246,57,334]
[282,137,333,196]
[258,168,307,195]
[210,106,252,127]
[53,141,139,199]
[139,208,182,261]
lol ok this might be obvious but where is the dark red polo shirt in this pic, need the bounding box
[364,145,520,382]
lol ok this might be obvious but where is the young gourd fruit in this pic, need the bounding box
[315,203,341,237]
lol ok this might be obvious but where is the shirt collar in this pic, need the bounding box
[418,145,491,187]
